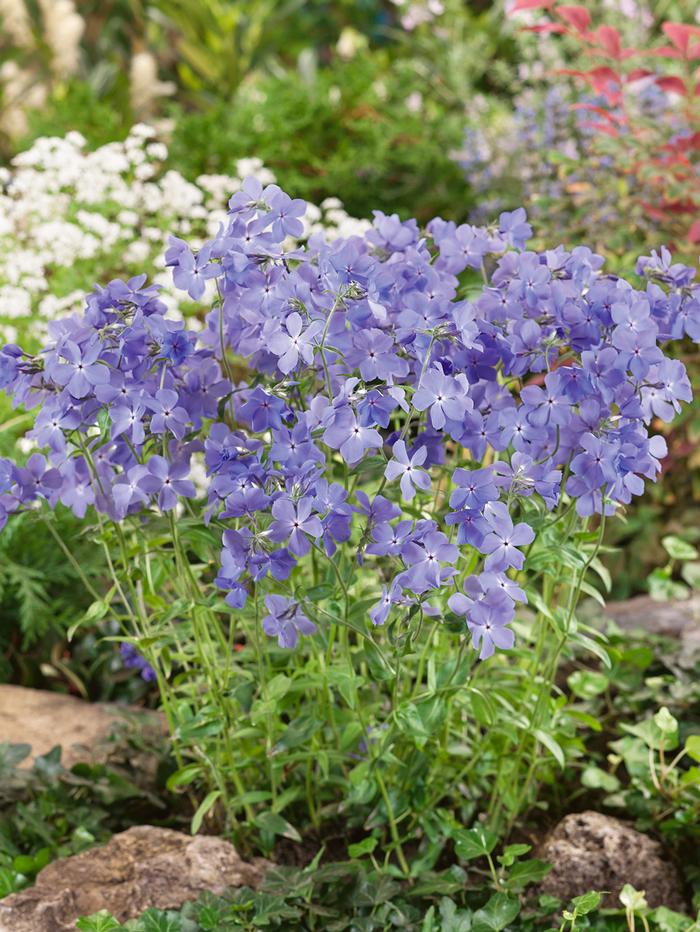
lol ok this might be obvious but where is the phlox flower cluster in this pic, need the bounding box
[0,126,368,346]
[0,178,698,662]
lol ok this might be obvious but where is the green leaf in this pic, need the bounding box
[505,858,552,889]
[472,893,520,931]
[650,906,695,931]
[620,884,647,911]
[395,696,447,748]
[139,909,187,931]
[11,855,36,875]
[654,706,678,736]
[266,673,291,701]
[254,810,302,842]
[570,891,602,916]
[567,669,608,699]
[534,728,565,768]
[0,742,31,772]
[97,406,112,441]
[661,535,699,561]
[190,790,222,834]
[0,866,21,897]
[647,568,688,602]
[75,913,124,932]
[581,766,620,793]
[69,597,111,639]
[497,843,531,868]
[571,631,612,668]
[453,825,497,861]
[437,896,473,932]
[166,763,201,791]
[348,836,378,858]
[589,557,611,593]
[681,561,700,589]
[305,583,334,601]
[685,735,700,762]
[622,715,678,751]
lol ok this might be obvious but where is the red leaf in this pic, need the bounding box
[688,220,700,244]
[555,5,590,32]
[647,44,684,59]
[594,25,621,58]
[662,22,700,55]
[656,75,689,95]
[566,64,622,102]
[510,0,556,12]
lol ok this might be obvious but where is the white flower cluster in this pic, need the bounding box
[0,124,369,345]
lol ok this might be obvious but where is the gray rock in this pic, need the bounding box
[538,810,687,911]
[0,825,269,932]
[0,684,164,768]
[596,595,700,664]
[602,594,700,640]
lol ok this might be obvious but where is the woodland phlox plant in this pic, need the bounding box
[1,174,699,854]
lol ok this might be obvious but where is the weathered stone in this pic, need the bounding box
[602,595,700,639]
[538,811,687,911]
[0,826,269,932]
[0,685,164,768]
[592,595,700,664]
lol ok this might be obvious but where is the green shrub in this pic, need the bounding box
[168,53,472,222]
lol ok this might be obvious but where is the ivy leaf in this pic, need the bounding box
[505,858,552,889]
[437,897,473,932]
[647,568,688,603]
[622,714,678,751]
[570,891,603,916]
[654,707,679,735]
[620,884,648,911]
[651,905,696,931]
[661,535,699,561]
[348,836,378,859]
[567,670,608,699]
[581,766,620,793]
[254,810,302,843]
[453,825,497,861]
[497,843,531,868]
[472,893,520,931]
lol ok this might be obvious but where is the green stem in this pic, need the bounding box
[40,513,101,602]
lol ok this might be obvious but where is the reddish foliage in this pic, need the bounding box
[556,5,590,33]
[510,0,557,10]
[656,75,689,96]
[662,22,700,56]
[509,1,700,249]
[522,23,567,34]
